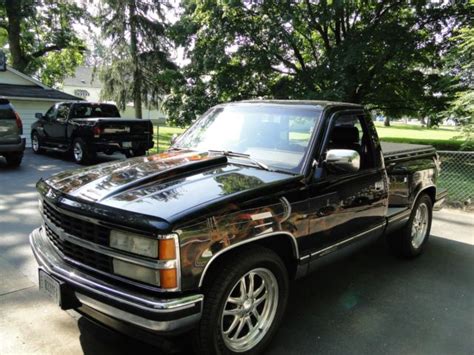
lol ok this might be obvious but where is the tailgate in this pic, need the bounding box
[98,120,152,140]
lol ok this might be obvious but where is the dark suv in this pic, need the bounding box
[0,98,25,167]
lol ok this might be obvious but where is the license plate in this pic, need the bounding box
[39,270,61,305]
[122,141,132,148]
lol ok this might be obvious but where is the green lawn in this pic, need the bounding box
[375,122,465,151]
[150,125,186,153]
[152,122,466,153]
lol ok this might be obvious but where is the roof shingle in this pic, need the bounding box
[0,84,82,101]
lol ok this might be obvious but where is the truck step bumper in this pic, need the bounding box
[29,227,203,333]
[434,188,448,211]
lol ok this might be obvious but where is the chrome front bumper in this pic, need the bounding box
[29,227,203,333]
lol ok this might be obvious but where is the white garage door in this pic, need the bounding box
[8,100,57,147]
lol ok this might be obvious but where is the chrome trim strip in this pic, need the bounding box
[30,227,202,312]
[388,210,411,223]
[76,293,201,332]
[169,231,182,292]
[310,223,386,258]
[253,222,273,229]
[43,216,176,270]
[197,231,299,288]
[62,252,167,291]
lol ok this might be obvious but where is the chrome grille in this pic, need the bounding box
[42,200,112,273]
[45,224,112,272]
[42,201,109,245]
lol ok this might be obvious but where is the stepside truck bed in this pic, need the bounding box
[381,142,437,163]
[381,141,446,230]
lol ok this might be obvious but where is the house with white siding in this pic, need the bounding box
[62,66,167,123]
[0,66,80,147]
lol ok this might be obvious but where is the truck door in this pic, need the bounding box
[301,111,388,256]
[41,105,57,145]
[43,103,70,146]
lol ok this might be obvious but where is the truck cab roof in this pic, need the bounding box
[228,99,364,109]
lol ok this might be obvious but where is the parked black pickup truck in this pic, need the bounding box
[30,101,447,354]
[31,102,154,164]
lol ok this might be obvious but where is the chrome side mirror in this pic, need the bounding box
[325,149,360,173]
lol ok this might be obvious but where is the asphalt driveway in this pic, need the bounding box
[0,150,473,354]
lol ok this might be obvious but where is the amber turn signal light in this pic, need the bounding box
[160,268,177,289]
[159,239,176,260]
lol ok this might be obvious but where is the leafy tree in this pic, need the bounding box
[98,0,177,118]
[164,1,471,126]
[442,27,473,149]
[0,0,87,86]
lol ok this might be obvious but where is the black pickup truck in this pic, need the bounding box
[31,102,154,164]
[30,101,446,354]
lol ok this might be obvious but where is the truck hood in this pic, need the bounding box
[43,150,298,222]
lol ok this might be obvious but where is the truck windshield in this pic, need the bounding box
[174,104,321,173]
[70,104,120,119]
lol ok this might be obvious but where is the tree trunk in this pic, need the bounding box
[384,116,390,127]
[5,0,28,72]
[129,0,142,119]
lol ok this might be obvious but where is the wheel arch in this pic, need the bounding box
[413,185,436,208]
[198,232,299,289]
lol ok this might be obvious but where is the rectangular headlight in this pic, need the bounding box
[110,230,158,258]
[113,259,160,286]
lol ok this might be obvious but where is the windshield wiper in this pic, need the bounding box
[208,150,271,171]
[168,147,186,151]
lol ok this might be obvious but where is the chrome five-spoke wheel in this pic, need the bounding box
[194,247,288,354]
[411,202,429,249]
[387,193,433,258]
[221,268,279,353]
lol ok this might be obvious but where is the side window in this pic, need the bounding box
[288,116,314,152]
[56,104,70,122]
[324,114,376,175]
[44,106,57,121]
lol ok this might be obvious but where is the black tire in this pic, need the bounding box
[72,138,96,165]
[5,153,23,167]
[31,132,43,154]
[124,148,146,158]
[194,246,289,355]
[387,193,433,258]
